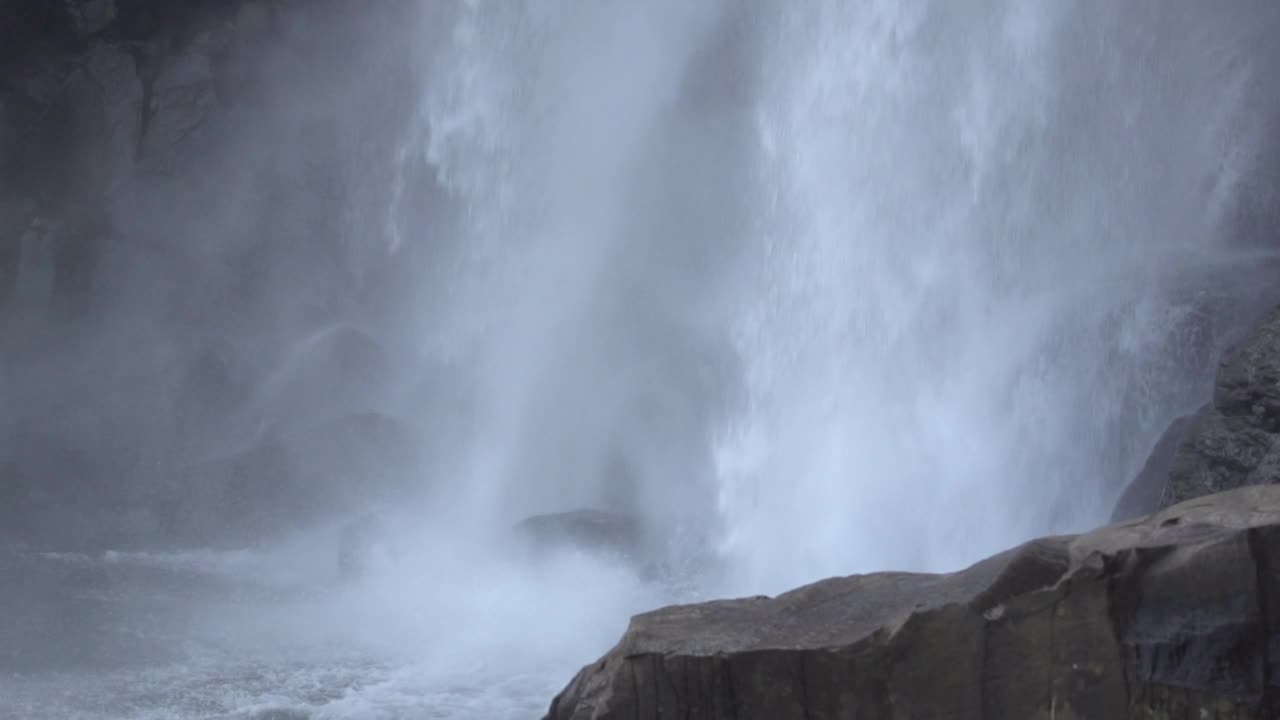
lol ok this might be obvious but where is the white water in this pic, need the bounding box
[6,2,1280,718]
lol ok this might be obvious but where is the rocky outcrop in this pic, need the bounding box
[546,484,1280,720]
[1115,305,1280,520]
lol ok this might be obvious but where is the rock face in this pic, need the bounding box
[1114,305,1280,520]
[0,1,435,549]
[546,485,1280,720]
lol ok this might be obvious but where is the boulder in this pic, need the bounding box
[514,510,649,566]
[1114,305,1280,518]
[546,485,1280,720]
[514,510,723,596]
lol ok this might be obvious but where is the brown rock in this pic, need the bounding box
[546,485,1280,720]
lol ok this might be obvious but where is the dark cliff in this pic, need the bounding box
[0,0,444,549]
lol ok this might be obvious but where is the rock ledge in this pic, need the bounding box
[547,485,1280,719]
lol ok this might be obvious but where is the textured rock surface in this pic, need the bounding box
[547,485,1280,720]
[1116,305,1280,519]
[1112,413,1193,521]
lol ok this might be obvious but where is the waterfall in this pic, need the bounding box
[8,2,1280,718]
[404,1,1278,595]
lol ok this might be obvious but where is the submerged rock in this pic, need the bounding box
[514,510,648,565]
[1114,305,1280,519]
[546,484,1280,720]
[512,509,716,592]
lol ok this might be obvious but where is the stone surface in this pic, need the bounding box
[1115,305,1280,518]
[515,510,649,565]
[546,485,1280,720]
[1216,308,1280,433]
[1111,413,1192,522]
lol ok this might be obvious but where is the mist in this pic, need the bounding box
[3,1,1280,718]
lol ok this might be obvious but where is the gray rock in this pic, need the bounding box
[1111,412,1192,521]
[546,485,1280,720]
[514,510,719,594]
[1216,308,1280,432]
[1115,305,1280,516]
[514,510,648,565]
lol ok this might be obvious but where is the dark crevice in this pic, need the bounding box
[1046,596,1057,715]
[975,612,987,719]
[722,657,739,720]
[680,657,692,720]
[796,652,813,720]
[1107,573,1135,715]
[630,657,642,720]
[649,655,659,718]
[128,49,157,161]
[1044,578,1080,716]
[657,654,685,718]
[1247,528,1275,716]
[1105,548,1154,716]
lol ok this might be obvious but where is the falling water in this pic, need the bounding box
[712,0,1280,590]
[411,0,1280,592]
[6,2,1280,718]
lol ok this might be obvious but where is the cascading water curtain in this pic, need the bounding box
[714,1,1273,593]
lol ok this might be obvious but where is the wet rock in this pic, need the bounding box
[1216,307,1280,432]
[1111,413,1192,522]
[1115,305,1280,518]
[515,510,649,565]
[546,485,1280,720]
[514,510,717,592]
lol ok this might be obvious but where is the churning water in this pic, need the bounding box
[6,2,1280,718]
